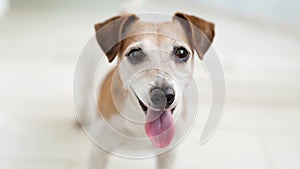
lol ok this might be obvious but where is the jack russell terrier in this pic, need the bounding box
[81,12,215,169]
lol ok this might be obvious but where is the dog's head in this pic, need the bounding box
[95,13,214,148]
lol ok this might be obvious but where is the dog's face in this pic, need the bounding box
[95,13,214,148]
[118,20,194,110]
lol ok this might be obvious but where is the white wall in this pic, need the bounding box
[192,0,300,30]
[0,0,9,17]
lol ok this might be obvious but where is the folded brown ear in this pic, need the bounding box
[94,14,138,62]
[174,12,215,60]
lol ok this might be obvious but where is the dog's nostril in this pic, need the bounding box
[165,87,175,106]
[166,94,175,106]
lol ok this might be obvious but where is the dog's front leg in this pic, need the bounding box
[86,119,119,169]
[156,150,176,169]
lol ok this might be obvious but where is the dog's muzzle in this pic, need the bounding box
[128,68,180,114]
[116,67,181,148]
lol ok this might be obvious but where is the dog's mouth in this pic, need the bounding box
[136,95,176,148]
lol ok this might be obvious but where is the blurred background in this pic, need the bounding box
[0,0,299,169]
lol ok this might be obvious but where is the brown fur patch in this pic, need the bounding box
[97,68,127,119]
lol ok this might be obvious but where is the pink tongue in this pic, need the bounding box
[145,109,175,148]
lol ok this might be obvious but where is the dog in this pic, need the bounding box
[80,12,215,169]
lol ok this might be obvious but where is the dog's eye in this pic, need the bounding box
[126,48,145,64]
[173,46,190,62]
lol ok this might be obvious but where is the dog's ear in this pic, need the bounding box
[94,14,138,62]
[173,12,215,60]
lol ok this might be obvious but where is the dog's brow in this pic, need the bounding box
[127,42,143,49]
[174,40,189,47]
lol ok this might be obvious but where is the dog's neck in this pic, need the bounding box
[98,67,127,119]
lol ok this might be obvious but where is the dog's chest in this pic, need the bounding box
[119,99,148,137]
[107,113,154,151]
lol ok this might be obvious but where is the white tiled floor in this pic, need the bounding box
[0,0,300,168]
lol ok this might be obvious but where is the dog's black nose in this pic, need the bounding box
[150,88,166,110]
[165,87,175,106]
[150,87,175,109]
